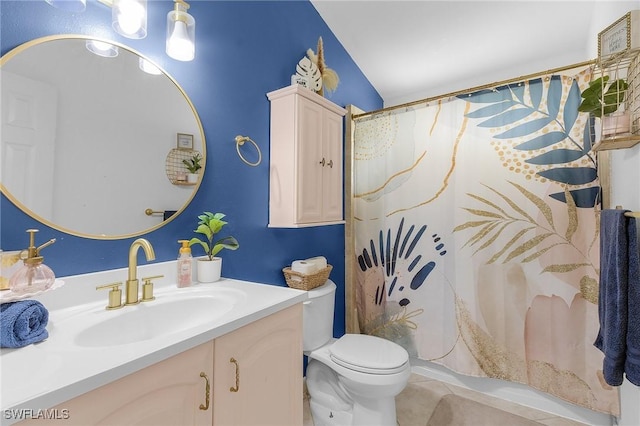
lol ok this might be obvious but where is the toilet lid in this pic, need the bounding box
[329,334,409,374]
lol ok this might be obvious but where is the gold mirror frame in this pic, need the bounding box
[0,35,205,239]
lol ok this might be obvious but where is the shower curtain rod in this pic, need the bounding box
[352,59,595,120]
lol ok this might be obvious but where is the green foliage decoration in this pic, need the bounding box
[189,212,239,261]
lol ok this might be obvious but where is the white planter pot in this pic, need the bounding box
[187,173,199,183]
[196,257,222,283]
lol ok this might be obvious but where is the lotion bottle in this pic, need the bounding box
[177,240,193,288]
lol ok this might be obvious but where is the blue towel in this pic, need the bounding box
[624,214,640,386]
[594,209,640,386]
[0,300,49,348]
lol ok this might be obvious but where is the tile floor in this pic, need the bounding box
[303,374,588,426]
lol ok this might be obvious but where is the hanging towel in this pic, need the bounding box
[0,300,49,348]
[624,214,640,386]
[594,209,639,386]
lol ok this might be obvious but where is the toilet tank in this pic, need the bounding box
[303,280,336,352]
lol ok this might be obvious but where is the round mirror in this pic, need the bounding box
[0,35,205,239]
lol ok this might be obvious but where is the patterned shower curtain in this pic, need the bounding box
[352,67,619,415]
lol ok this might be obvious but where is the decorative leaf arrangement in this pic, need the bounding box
[459,76,600,208]
[295,57,322,92]
[578,76,628,118]
[306,37,339,96]
[182,152,202,173]
[453,182,599,302]
[188,212,239,261]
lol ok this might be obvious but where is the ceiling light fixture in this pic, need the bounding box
[44,0,197,62]
[112,0,147,39]
[166,0,195,62]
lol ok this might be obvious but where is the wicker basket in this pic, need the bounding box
[282,265,332,291]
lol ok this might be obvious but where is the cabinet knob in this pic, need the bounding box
[319,158,333,168]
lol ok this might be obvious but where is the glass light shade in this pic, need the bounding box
[86,40,119,58]
[139,57,162,75]
[44,0,86,13]
[166,9,195,61]
[112,0,147,39]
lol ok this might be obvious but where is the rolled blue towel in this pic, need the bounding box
[0,300,49,348]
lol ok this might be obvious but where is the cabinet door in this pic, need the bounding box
[213,304,303,426]
[296,96,325,224]
[18,342,215,426]
[321,109,344,222]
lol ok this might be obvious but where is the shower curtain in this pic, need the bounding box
[352,67,619,415]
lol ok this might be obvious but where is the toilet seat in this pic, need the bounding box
[329,334,409,375]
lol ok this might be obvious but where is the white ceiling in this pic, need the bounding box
[310,0,639,107]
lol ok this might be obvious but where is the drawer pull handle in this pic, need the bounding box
[230,357,240,392]
[199,372,210,410]
[327,159,333,168]
[319,158,326,167]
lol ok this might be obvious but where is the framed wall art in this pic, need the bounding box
[177,133,194,150]
[598,10,639,58]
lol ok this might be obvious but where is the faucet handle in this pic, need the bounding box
[141,275,164,302]
[96,282,124,310]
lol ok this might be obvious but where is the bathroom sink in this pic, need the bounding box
[73,289,244,347]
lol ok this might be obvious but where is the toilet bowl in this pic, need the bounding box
[303,280,410,426]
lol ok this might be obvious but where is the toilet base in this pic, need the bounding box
[309,399,353,426]
[306,357,408,426]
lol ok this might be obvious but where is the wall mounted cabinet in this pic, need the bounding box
[267,85,347,227]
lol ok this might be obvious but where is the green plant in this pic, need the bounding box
[189,212,239,261]
[578,76,628,118]
[183,153,202,174]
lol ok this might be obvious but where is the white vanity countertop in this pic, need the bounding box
[0,262,307,422]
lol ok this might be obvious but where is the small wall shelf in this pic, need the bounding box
[165,148,201,185]
[592,47,640,152]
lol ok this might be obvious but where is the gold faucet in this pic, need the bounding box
[125,238,156,305]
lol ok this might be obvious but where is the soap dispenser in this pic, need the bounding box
[9,229,57,294]
[177,240,193,288]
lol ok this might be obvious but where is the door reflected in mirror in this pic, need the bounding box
[1,35,205,238]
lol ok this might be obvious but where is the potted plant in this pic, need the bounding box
[578,75,629,137]
[182,152,202,183]
[189,212,239,282]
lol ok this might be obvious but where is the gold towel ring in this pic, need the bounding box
[235,135,262,167]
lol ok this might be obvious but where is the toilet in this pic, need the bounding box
[303,280,411,426]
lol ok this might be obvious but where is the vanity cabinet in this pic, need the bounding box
[267,84,347,227]
[18,341,215,426]
[17,305,302,426]
[213,303,303,425]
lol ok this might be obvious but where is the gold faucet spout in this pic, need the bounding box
[125,238,155,305]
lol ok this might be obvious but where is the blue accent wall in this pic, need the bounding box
[0,0,383,338]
